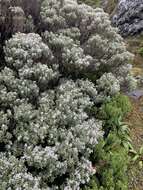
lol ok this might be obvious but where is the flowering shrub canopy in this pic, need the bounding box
[0,0,136,189]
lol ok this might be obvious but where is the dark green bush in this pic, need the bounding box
[99,94,131,126]
[83,94,131,190]
[84,138,129,190]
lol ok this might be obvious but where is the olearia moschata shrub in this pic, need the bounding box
[0,0,136,189]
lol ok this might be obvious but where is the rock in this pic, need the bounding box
[127,89,143,99]
[112,0,143,37]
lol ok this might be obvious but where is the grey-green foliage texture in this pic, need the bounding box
[0,0,136,189]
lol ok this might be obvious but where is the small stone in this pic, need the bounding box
[127,89,143,99]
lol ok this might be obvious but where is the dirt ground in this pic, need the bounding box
[125,97,143,190]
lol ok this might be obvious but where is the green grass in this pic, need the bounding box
[79,0,118,14]
[78,0,101,7]
[82,95,132,190]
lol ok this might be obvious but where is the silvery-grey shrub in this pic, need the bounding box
[0,0,136,189]
[41,0,136,91]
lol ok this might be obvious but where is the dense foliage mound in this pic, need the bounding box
[0,0,136,189]
[112,0,143,37]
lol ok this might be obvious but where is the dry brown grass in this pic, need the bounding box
[106,0,118,15]
[126,36,143,77]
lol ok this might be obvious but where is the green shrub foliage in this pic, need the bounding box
[139,47,143,57]
[0,0,134,189]
[100,94,132,125]
[83,94,131,190]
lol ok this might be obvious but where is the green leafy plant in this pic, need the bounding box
[130,145,143,169]
[99,94,131,128]
[138,47,143,57]
[84,135,129,190]
[114,117,133,151]
[83,94,132,190]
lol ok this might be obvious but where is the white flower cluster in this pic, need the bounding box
[0,153,41,190]
[9,6,25,15]
[0,0,136,189]
[0,34,103,189]
[0,75,103,189]
[97,73,120,97]
[41,0,136,90]
[5,33,53,69]
[4,33,59,92]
